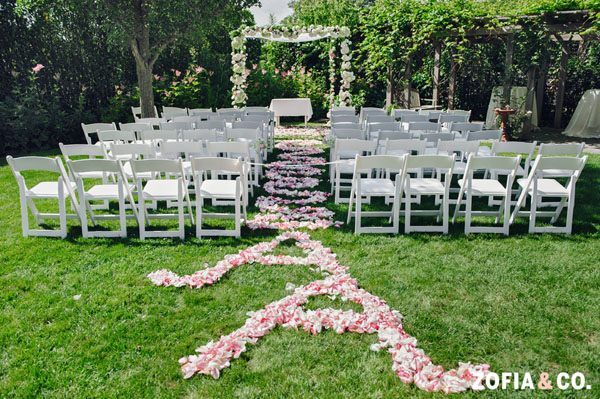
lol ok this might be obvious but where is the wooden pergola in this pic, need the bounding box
[390,10,597,132]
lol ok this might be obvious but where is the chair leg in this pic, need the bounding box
[20,193,29,237]
[529,193,537,234]
[355,185,361,235]
[551,197,567,224]
[196,197,204,239]
[178,183,184,240]
[404,188,411,234]
[119,194,127,238]
[465,188,472,234]
[58,184,67,239]
[234,195,241,238]
[139,194,146,240]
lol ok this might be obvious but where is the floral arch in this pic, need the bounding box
[230,25,354,108]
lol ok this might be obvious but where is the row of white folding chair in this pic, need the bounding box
[346,154,457,234]
[330,139,378,203]
[8,153,248,239]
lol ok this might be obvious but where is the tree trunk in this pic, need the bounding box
[130,0,157,118]
[448,48,457,110]
[136,61,155,118]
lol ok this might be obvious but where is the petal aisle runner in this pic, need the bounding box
[148,126,489,394]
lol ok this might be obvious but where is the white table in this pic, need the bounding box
[269,98,313,128]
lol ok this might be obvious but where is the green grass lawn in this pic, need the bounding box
[1,143,599,398]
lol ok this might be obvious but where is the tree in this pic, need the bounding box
[97,0,260,117]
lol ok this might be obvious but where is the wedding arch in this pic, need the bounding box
[229,25,355,108]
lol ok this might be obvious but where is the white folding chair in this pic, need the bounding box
[331,122,363,131]
[59,142,112,209]
[393,109,418,120]
[133,117,166,129]
[131,159,192,240]
[331,115,359,124]
[448,109,472,121]
[225,127,264,171]
[332,128,366,140]
[191,157,248,238]
[465,130,502,156]
[245,106,269,112]
[159,140,205,188]
[346,155,405,235]
[420,132,454,153]
[398,154,456,234]
[537,142,585,178]
[510,155,587,234]
[453,155,521,235]
[331,139,377,203]
[109,143,157,179]
[81,122,117,145]
[196,120,226,136]
[489,141,537,205]
[439,114,469,124]
[207,141,255,194]
[68,159,137,238]
[139,129,179,149]
[7,156,80,238]
[182,129,218,151]
[160,121,192,133]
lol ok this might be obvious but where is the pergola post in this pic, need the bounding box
[502,34,514,105]
[432,42,441,108]
[554,37,569,128]
[536,56,548,125]
[448,48,457,110]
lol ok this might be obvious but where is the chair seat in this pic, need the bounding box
[406,178,445,195]
[458,179,507,196]
[86,183,135,199]
[142,179,182,200]
[358,179,396,195]
[477,146,492,156]
[199,180,239,199]
[336,159,356,173]
[517,178,569,196]
[28,181,76,198]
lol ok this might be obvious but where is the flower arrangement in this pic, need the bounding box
[230,25,353,109]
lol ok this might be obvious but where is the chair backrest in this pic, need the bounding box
[538,142,585,157]
[243,114,270,123]
[378,131,412,141]
[334,139,377,154]
[465,155,522,174]
[110,143,156,159]
[59,143,107,160]
[217,108,244,119]
[245,106,269,112]
[225,127,260,141]
[188,108,213,114]
[404,154,456,170]
[439,114,469,124]
[188,110,215,119]
[206,141,251,159]
[466,129,502,141]
[448,122,483,133]
[160,121,192,132]
[97,130,136,143]
[402,114,430,123]
[68,158,123,175]
[393,109,417,119]
[159,140,204,159]
[532,155,587,176]
[196,120,226,131]
[330,110,356,118]
[182,129,218,142]
[448,109,471,120]
[368,122,401,133]
[331,115,359,124]
[354,154,405,172]
[172,116,198,124]
[331,122,362,131]
[140,129,179,142]
[408,122,441,134]
[385,139,427,155]
[232,121,262,130]
[191,156,245,179]
[491,141,537,157]
[366,115,395,124]
[7,155,63,174]
[131,158,184,176]
[332,128,365,140]
[131,105,158,119]
[421,111,446,122]
[133,117,166,128]
[246,110,274,119]
[81,122,117,144]
[420,133,455,145]
[119,122,152,133]
[162,106,187,113]
[162,110,188,120]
